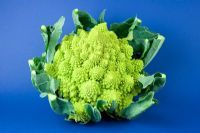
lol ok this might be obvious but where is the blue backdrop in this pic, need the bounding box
[0,0,200,132]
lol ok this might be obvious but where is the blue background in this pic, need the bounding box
[0,0,200,132]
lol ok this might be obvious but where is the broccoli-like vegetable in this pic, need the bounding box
[28,9,166,124]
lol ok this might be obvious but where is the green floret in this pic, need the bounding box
[100,89,122,104]
[68,100,90,123]
[44,23,144,122]
[103,71,121,89]
[89,66,105,80]
[79,80,101,103]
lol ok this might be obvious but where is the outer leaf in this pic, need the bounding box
[129,39,150,59]
[120,91,155,119]
[85,104,101,122]
[41,25,49,52]
[143,35,165,67]
[106,101,118,118]
[45,16,65,63]
[93,108,101,122]
[107,101,118,113]
[48,94,74,115]
[72,9,97,31]
[29,17,64,95]
[28,55,46,90]
[28,55,60,95]
[31,72,49,93]
[151,73,166,91]
[133,26,158,40]
[98,9,106,23]
[40,93,48,98]
[72,9,83,29]
[49,77,60,93]
[140,39,150,58]
[127,17,142,40]
[128,25,165,68]
[134,26,149,31]
[28,54,46,74]
[110,17,141,38]
[96,100,107,112]
[29,70,60,94]
[129,26,158,59]
[138,75,155,89]
[96,100,119,119]
[138,72,166,92]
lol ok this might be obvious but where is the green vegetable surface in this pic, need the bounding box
[28,9,166,124]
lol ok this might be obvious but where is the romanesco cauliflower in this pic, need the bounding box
[29,9,166,124]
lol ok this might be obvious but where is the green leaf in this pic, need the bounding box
[129,38,150,59]
[48,94,74,115]
[138,72,166,92]
[40,93,48,98]
[120,91,155,119]
[28,54,46,74]
[110,17,141,39]
[96,100,118,118]
[106,101,118,118]
[143,35,165,67]
[152,73,166,91]
[85,104,101,122]
[138,75,155,89]
[47,16,65,63]
[129,26,158,59]
[49,77,60,93]
[98,9,106,23]
[133,26,158,40]
[72,9,97,32]
[30,71,60,94]
[127,17,142,40]
[107,101,117,113]
[28,55,46,89]
[31,72,49,93]
[134,26,149,31]
[41,25,49,52]
[96,100,107,112]
[28,55,60,95]
[96,100,118,113]
[93,108,101,122]
[41,16,65,63]
[128,25,165,67]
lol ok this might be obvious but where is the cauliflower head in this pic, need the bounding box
[45,23,143,122]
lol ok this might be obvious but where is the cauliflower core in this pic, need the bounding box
[45,23,143,122]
